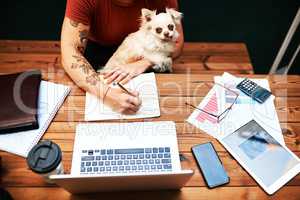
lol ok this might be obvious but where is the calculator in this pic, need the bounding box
[236,78,272,103]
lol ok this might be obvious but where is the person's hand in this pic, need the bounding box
[104,87,142,114]
[101,59,152,84]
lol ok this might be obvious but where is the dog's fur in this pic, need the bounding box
[100,8,183,73]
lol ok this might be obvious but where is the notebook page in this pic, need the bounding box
[0,81,70,157]
[85,73,160,121]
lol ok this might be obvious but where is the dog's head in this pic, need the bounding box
[141,8,182,42]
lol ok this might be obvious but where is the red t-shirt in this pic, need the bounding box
[65,0,178,46]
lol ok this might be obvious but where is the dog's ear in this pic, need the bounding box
[166,8,182,24]
[141,8,156,22]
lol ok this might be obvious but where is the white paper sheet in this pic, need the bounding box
[187,72,284,145]
[215,73,284,144]
[0,81,70,157]
[85,73,160,121]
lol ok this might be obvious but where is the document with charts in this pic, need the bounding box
[186,84,222,138]
[85,73,160,121]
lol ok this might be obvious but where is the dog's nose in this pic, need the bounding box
[164,32,170,38]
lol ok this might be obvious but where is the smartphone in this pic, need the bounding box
[191,142,229,188]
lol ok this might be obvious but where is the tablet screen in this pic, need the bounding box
[222,120,300,187]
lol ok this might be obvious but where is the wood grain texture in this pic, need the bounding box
[0,41,299,200]
[0,40,253,74]
[6,186,300,200]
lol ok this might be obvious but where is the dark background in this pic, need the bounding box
[1,0,299,74]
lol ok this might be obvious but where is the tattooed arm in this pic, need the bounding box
[61,17,141,114]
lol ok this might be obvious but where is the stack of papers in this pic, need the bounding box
[187,72,284,145]
[85,72,160,121]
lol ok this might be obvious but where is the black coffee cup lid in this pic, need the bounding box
[27,140,62,174]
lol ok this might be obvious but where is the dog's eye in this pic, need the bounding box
[155,27,163,34]
[168,24,174,31]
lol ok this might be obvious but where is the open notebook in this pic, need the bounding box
[0,81,70,157]
[85,72,160,121]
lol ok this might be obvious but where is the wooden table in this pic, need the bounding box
[1,41,300,200]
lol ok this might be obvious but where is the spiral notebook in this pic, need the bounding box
[0,81,70,157]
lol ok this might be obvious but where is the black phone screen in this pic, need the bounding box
[192,142,229,188]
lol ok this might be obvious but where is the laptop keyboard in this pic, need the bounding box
[80,147,172,174]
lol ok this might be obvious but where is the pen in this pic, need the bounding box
[116,82,135,96]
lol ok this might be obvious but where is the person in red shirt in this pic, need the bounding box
[61,0,184,114]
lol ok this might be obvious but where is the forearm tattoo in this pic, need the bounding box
[70,20,79,28]
[71,55,100,86]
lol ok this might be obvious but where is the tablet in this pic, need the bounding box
[219,120,300,194]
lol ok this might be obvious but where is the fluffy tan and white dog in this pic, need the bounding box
[100,8,183,73]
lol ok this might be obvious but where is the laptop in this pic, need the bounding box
[50,121,193,194]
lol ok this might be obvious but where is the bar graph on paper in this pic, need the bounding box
[196,92,219,124]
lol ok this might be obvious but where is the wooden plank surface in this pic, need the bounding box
[1,72,299,199]
[1,41,299,200]
[0,40,253,74]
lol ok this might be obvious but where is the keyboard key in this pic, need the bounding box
[133,155,138,159]
[127,155,132,159]
[115,155,120,160]
[115,148,144,154]
[145,165,150,170]
[86,162,91,166]
[80,167,86,172]
[158,154,163,158]
[100,150,106,155]
[165,147,170,152]
[157,165,162,169]
[164,153,171,158]
[163,164,172,169]
[82,150,87,153]
[124,160,129,165]
[81,162,85,167]
[145,148,152,153]
[153,148,158,153]
[130,160,135,165]
[145,154,151,159]
[102,155,107,160]
[138,165,143,170]
[117,160,123,165]
[87,167,92,172]
[162,159,171,163]
[125,166,131,171]
[96,156,101,160]
[111,161,116,165]
[121,155,126,159]
[159,147,164,153]
[132,166,137,170]
[95,150,100,153]
[136,160,141,165]
[81,156,94,161]
[143,160,148,164]
[100,167,105,172]
[113,166,118,171]
[92,161,97,166]
[151,165,156,170]
[149,159,154,164]
[119,166,124,171]
[98,161,104,166]
[106,166,111,171]
[152,154,157,158]
[88,150,94,155]
[93,167,98,172]
[139,154,144,159]
[108,155,113,160]
[107,149,114,154]
[105,161,110,165]
[155,159,160,164]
